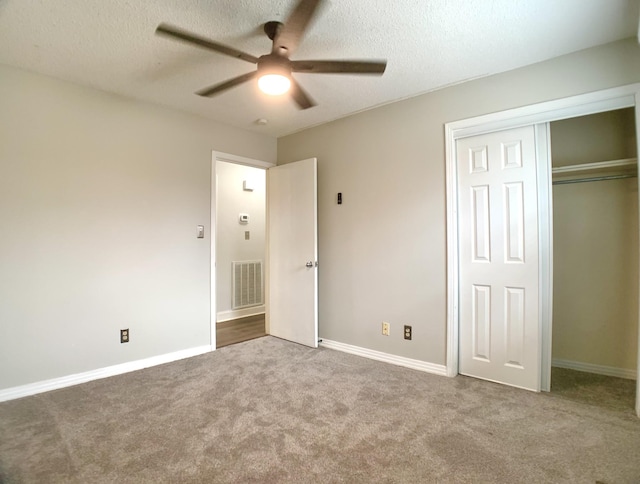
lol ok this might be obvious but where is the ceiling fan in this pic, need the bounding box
[155,0,387,109]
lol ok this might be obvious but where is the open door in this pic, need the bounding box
[267,158,318,347]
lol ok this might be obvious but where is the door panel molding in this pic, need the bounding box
[457,126,540,391]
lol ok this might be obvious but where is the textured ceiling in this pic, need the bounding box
[0,0,638,137]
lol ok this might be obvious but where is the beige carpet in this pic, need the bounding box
[0,336,639,483]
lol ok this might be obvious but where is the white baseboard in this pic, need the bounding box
[320,339,447,377]
[217,306,265,323]
[0,345,213,403]
[552,358,637,380]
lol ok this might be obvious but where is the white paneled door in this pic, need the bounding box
[267,158,318,348]
[457,126,540,391]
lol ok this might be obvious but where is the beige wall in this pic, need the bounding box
[551,108,636,167]
[551,111,638,371]
[278,38,640,366]
[0,64,276,390]
[552,178,638,370]
[4,38,640,391]
[215,161,266,317]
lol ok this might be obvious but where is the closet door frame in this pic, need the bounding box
[445,83,640,417]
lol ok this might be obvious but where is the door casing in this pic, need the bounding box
[445,83,640,416]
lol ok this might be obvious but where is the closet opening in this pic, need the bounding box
[549,108,639,410]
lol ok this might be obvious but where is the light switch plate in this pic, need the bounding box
[197,225,204,238]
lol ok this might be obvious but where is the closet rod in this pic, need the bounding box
[552,173,637,186]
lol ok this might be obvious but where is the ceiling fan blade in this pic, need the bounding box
[156,24,259,64]
[272,0,323,57]
[292,60,387,75]
[196,71,258,98]
[289,77,316,109]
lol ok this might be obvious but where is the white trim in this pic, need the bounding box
[0,345,212,403]
[211,151,274,350]
[444,121,460,378]
[447,88,637,139]
[445,84,640,416]
[215,152,274,170]
[320,339,447,376]
[211,154,217,350]
[536,122,554,392]
[552,359,637,380]
[217,306,265,323]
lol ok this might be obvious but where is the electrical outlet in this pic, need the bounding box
[120,329,129,344]
[382,321,390,336]
[404,325,412,340]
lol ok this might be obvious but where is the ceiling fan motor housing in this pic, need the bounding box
[258,54,292,78]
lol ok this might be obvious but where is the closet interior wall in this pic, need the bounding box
[550,108,639,378]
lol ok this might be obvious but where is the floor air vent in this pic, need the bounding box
[232,260,263,309]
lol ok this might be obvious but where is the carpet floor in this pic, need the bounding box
[0,336,638,483]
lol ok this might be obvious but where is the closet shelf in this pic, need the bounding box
[552,158,637,175]
[552,158,638,185]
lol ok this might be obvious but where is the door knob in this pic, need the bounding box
[306,261,313,268]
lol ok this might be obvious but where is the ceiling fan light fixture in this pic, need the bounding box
[258,73,291,96]
[257,55,292,96]
[156,0,386,110]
